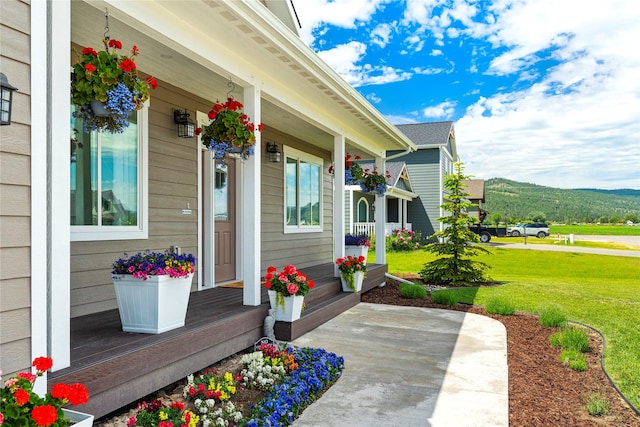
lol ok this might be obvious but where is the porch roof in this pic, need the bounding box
[71,0,416,157]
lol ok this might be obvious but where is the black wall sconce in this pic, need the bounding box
[173,109,195,138]
[266,142,281,163]
[1,73,18,126]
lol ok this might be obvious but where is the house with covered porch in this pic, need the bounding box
[345,160,417,238]
[0,0,417,419]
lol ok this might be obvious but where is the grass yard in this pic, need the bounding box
[489,236,639,250]
[383,248,640,410]
[550,224,640,236]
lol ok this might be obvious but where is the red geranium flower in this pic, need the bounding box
[108,39,123,49]
[51,383,70,400]
[31,405,58,426]
[14,388,30,406]
[81,47,97,57]
[67,383,90,405]
[132,45,139,55]
[119,58,136,73]
[85,63,96,73]
[146,76,158,89]
[32,356,53,372]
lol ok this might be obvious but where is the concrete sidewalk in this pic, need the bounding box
[291,303,508,427]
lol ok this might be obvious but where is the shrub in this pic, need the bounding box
[538,304,568,328]
[431,290,457,306]
[549,331,563,348]
[560,326,590,353]
[387,228,423,252]
[399,283,427,299]
[485,295,516,315]
[549,326,589,353]
[584,391,610,416]
[560,348,587,371]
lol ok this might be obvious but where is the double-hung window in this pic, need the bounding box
[284,146,323,233]
[70,107,148,241]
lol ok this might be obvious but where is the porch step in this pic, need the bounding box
[273,263,387,341]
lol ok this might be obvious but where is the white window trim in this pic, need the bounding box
[71,106,149,241]
[357,197,369,222]
[283,145,323,234]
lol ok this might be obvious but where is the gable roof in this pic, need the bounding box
[462,179,485,202]
[396,121,454,147]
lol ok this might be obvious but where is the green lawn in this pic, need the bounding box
[383,248,640,409]
[489,236,639,250]
[549,224,640,236]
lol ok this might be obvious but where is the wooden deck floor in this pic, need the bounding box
[50,262,387,419]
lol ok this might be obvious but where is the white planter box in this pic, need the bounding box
[112,274,193,334]
[268,290,304,321]
[345,245,368,265]
[340,271,365,293]
[63,408,94,426]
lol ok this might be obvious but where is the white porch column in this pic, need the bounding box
[242,85,261,305]
[402,199,408,229]
[333,136,346,276]
[47,0,71,371]
[375,156,386,265]
[30,0,51,392]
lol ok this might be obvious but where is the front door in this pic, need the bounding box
[213,160,236,282]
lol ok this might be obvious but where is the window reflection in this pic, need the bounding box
[70,110,138,226]
[214,165,229,221]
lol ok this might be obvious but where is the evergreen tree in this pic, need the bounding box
[420,162,490,286]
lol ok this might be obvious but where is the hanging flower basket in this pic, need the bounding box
[360,166,391,196]
[199,98,263,164]
[71,38,157,134]
[328,154,364,185]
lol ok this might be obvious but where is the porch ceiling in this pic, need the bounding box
[71,0,416,158]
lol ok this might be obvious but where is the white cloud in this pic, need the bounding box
[404,35,425,52]
[371,23,393,48]
[293,0,391,45]
[317,42,411,86]
[423,101,456,118]
[366,92,382,103]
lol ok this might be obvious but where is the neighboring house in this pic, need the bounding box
[346,161,417,237]
[462,179,487,223]
[393,121,459,239]
[0,0,416,417]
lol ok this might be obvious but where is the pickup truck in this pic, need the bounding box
[468,224,507,243]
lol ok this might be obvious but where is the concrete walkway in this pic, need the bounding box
[291,303,508,427]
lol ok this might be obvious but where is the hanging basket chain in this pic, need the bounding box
[103,8,110,50]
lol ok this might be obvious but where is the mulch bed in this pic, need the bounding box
[362,281,640,426]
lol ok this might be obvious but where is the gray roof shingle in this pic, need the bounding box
[396,121,454,147]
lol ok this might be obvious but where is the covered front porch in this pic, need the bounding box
[50,263,387,419]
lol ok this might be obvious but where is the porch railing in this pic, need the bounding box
[352,222,412,239]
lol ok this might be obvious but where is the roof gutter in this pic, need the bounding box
[385,145,414,161]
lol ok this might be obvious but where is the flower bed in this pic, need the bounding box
[122,344,344,427]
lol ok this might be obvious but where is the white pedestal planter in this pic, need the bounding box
[340,271,365,293]
[268,290,304,321]
[63,408,94,426]
[112,274,193,334]
[345,245,368,265]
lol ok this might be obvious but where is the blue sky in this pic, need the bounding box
[293,0,640,190]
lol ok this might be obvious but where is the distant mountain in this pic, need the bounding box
[576,188,640,198]
[482,178,640,223]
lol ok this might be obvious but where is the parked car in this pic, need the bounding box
[507,223,550,238]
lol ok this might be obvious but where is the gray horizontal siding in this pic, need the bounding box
[260,128,333,271]
[0,0,32,376]
[403,149,441,238]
